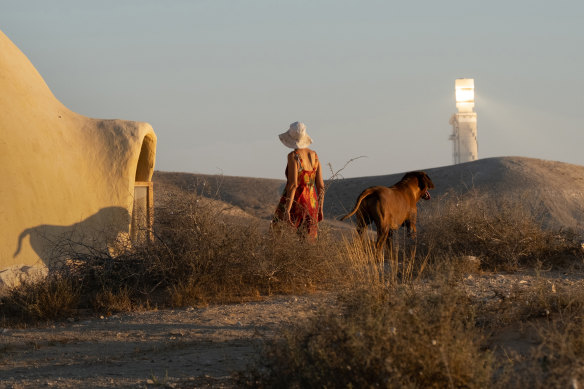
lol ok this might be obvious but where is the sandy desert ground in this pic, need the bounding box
[0,294,333,388]
[2,270,582,388]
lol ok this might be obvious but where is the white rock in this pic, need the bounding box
[0,264,48,296]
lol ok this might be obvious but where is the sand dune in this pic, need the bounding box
[154,156,584,233]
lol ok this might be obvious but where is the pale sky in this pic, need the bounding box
[2,0,583,179]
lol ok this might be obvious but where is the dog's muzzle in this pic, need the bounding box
[422,190,431,200]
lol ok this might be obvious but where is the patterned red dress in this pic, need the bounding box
[272,151,322,237]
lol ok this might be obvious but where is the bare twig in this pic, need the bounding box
[325,156,367,191]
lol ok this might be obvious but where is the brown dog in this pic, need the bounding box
[340,171,434,251]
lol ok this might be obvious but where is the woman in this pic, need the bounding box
[272,121,325,238]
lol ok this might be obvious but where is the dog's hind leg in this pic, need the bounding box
[375,226,390,257]
[356,219,366,237]
[355,212,370,241]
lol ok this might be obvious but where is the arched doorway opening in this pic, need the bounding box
[131,134,156,243]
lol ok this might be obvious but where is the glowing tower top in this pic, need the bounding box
[455,78,475,113]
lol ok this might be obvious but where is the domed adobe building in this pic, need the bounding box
[0,30,157,283]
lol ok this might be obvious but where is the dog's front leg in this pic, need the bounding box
[405,217,417,240]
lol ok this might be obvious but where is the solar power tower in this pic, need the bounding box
[449,78,478,164]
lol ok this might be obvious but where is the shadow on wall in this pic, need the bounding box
[13,207,130,268]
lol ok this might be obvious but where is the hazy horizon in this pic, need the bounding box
[2,0,582,179]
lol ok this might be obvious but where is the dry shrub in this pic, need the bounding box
[64,245,168,313]
[512,275,584,322]
[525,313,584,387]
[419,189,582,270]
[244,281,494,388]
[153,189,345,304]
[1,185,349,324]
[1,272,80,324]
[80,189,348,308]
[493,282,584,387]
[242,271,584,388]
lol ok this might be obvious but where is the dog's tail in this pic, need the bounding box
[339,187,377,221]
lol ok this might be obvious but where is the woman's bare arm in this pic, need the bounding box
[284,151,298,221]
[315,155,325,220]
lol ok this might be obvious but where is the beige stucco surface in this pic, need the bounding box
[0,30,157,272]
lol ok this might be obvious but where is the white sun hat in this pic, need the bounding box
[278,121,313,149]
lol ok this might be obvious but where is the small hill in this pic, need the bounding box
[327,156,584,232]
[153,171,284,220]
[154,157,584,232]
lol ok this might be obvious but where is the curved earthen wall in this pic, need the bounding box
[0,30,157,271]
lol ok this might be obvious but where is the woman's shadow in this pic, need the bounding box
[13,206,130,268]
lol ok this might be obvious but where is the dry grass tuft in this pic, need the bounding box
[93,286,134,314]
[340,233,430,287]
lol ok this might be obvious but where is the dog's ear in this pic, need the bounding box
[415,172,426,190]
[423,172,435,189]
[416,172,434,190]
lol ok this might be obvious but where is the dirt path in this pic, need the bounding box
[2,269,583,388]
[0,293,333,388]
